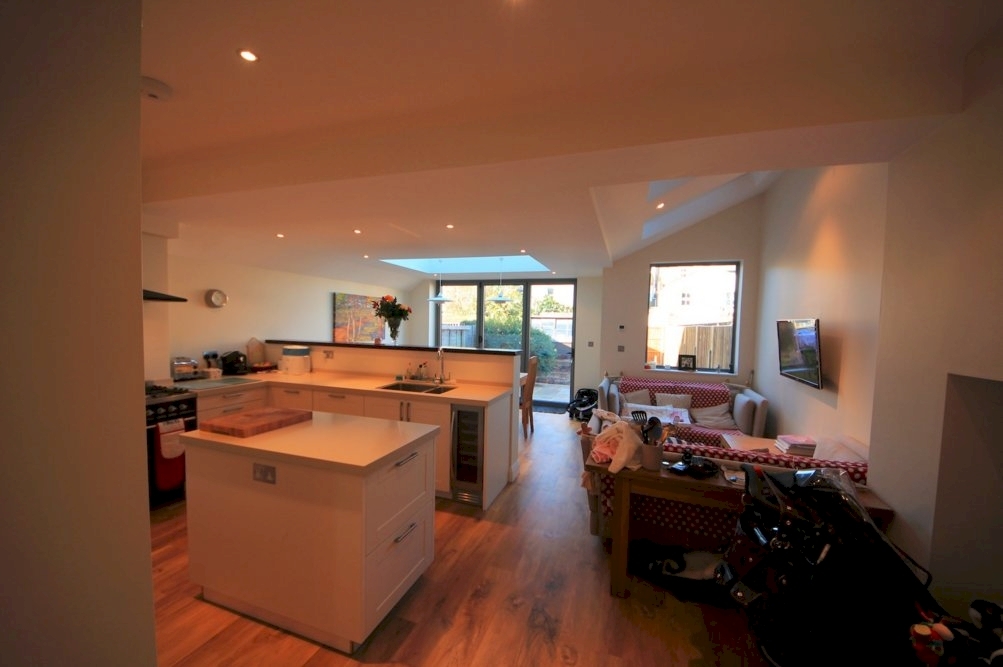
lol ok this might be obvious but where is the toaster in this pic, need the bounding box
[170,357,200,381]
[221,350,249,375]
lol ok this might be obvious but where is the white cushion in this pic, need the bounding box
[620,402,689,424]
[620,389,651,406]
[732,393,755,434]
[655,392,693,409]
[689,402,739,430]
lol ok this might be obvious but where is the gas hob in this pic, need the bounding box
[145,384,194,406]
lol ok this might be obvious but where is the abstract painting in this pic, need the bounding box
[332,293,384,343]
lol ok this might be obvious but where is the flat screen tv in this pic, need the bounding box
[776,318,823,389]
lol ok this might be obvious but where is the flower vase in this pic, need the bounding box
[386,316,402,344]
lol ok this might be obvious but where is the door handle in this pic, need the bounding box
[393,522,418,544]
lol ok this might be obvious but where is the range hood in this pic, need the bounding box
[143,289,187,302]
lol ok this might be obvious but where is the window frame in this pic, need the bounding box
[645,261,740,374]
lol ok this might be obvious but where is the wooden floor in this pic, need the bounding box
[150,411,767,666]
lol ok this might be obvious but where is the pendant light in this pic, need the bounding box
[486,257,512,303]
[428,268,451,303]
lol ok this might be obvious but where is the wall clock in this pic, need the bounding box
[204,289,228,308]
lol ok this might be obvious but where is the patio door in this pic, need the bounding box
[435,280,576,408]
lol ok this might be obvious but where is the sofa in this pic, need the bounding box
[582,376,871,550]
[597,375,769,447]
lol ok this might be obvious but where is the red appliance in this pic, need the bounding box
[145,385,197,509]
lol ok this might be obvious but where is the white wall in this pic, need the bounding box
[572,276,604,390]
[1,1,158,664]
[755,164,888,442]
[142,233,172,378]
[145,254,400,380]
[598,197,763,386]
[871,41,1003,611]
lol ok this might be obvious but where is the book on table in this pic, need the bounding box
[775,434,816,455]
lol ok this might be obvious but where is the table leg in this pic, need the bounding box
[610,475,631,597]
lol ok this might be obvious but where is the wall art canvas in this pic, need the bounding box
[333,293,384,343]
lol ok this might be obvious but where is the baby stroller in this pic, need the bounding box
[566,388,598,421]
[715,464,1002,666]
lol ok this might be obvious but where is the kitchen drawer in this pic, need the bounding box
[364,502,432,632]
[197,386,267,412]
[269,385,313,410]
[197,398,267,422]
[364,437,433,553]
[313,389,365,416]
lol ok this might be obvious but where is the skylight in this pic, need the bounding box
[381,255,549,274]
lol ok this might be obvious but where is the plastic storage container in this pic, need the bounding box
[280,345,311,375]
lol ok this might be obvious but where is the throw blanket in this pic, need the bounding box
[591,420,643,473]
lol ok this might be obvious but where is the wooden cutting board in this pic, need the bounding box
[199,407,312,438]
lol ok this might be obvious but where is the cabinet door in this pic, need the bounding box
[365,396,404,421]
[269,386,313,410]
[313,390,365,416]
[407,400,452,496]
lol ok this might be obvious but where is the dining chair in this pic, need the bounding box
[520,355,539,438]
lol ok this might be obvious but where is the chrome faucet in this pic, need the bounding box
[437,347,446,383]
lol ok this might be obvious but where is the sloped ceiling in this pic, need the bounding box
[140,0,1003,288]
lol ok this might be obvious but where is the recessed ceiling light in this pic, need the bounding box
[520,249,526,253]
[353,229,362,234]
[238,50,258,62]
[276,233,284,238]
[363,254,369,259]
[446,224,454,229]
[656,202,665,209]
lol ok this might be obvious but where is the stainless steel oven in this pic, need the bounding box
[145,385,197,509]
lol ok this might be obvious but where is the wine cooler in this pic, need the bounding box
[450,406,484,506]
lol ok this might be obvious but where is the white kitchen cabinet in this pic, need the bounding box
[183,413,436,654]
[313,389,365,416]
[365,396,452,496]
[268,385,312,410]
[196,386,267,422]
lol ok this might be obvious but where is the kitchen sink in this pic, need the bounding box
[378,381,456,394]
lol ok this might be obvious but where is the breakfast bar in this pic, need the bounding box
[181,412,438,654]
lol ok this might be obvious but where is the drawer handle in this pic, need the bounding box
[394,522,418,544]
[221,406,244,414]
[222,392,245,399]
[394,451,419,468]
[326,393,346,399]
[283,389,300,395]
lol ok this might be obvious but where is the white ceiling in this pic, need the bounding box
[140,0,1003,289]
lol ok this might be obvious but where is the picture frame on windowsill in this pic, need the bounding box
[677,354,696,371]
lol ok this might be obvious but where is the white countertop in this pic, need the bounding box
[180,411,438,472]
[176,370,513,406]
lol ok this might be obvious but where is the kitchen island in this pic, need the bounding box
[177,368,514,509]
[181,412,438,654]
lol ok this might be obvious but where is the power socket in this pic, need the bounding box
[252,463,276,484]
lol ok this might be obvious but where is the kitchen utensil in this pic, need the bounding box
[199,407,312,438]
[170,357,200,381]
[246,337,265,365]
[203,351,220,369]
[631,410,648,425]
[220,350,249,375]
